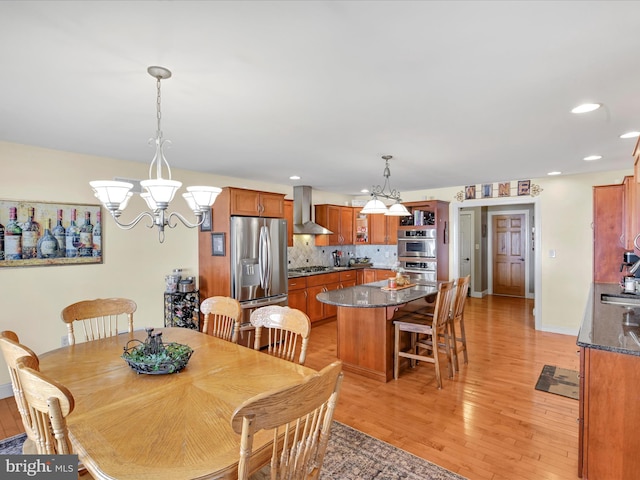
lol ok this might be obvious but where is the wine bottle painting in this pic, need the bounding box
[0,200,102,267]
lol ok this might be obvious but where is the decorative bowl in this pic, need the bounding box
[122,328,193,375]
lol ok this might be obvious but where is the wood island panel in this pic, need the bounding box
[336,305,401,382]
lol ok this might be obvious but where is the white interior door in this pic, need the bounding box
[458,211,473,293]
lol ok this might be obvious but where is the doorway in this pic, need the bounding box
[451,197,540,330]
[458,211,474,295]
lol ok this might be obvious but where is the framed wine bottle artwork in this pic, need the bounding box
[0,199,103,268]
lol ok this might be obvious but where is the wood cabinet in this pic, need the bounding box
[354,210,369,244]
[229,187,285,217]
[369,214,399,245]
[287,276,307,312]
[593,184,625,283]
[579,347,640,479]
[315,205,354,246]
[284,199,293,247]
[362,268,394,284]
[306,272,340,322]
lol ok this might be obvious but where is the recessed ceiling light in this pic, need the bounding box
[620,131,640,139]
[583,155,602,161]
[289,175,300,180]
[361,189,369,193]
[548,171,562,176]
[571,103,601,114]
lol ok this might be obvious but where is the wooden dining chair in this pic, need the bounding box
[61,298,137,345]
[449,275,471,373]
[231,361,343,480]
[250,305,311,365]
[393,280,455,388]
[0,331,39,454]
[200,296,242,342]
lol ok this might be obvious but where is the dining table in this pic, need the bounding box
[38,327,316,480]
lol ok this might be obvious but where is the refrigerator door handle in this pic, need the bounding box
[259,225,271,291]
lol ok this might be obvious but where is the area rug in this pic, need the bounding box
[535,364,579,400]
[0,423,467,479]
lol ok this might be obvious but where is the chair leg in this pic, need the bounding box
[393,324,400,380]
[459,318,469,364]
[449,319,460,374]
[433,338,442,389]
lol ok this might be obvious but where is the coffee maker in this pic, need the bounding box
[621,251,640,278]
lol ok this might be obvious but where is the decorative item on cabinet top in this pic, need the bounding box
[455,180,543,201]
[0,199,102,267]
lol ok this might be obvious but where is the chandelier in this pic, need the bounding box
[90,66,221,242]
[360,155,411,216]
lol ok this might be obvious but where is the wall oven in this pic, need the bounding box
[397,228,436,258]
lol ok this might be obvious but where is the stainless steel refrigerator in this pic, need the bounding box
[230,216,288,335]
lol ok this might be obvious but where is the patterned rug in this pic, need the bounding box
[0,422,467,479]
[534,364,580,400]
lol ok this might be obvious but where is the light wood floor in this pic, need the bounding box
[0,295,579,479]
[304,295,580,480]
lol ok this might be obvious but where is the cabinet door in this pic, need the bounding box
[315,205,340,246]
[306,284,325,322]
[375,269,394,281]
[323,282,340,318]
[288,289,307,313]
[363,269,377,284]
[593,184,625,283]
[230,189,261,216]
[339,207,354,244]
[259,192,285,218]
[284,199,293,247]
[369,214,387,244]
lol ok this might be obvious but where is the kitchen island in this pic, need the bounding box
[317,281,438,382]
[577,283,640,479]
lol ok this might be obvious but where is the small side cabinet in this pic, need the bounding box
[164,290,200,330]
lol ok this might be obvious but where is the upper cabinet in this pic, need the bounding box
[368,213,399,245]
[229,187,285,217]
[593,184,625,283]
[315,205,354,246]
[284,199,293,247]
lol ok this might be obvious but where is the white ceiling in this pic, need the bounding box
[2,1,640,196]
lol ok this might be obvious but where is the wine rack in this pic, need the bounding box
[164,291,200,330]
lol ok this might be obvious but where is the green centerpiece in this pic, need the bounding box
[122,328,193,374]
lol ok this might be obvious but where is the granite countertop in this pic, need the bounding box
[578,283,640,356]
[316,280,438,308]
[287,264,391,278]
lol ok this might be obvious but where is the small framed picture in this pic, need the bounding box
[482,184,493,198]
[517,180,531,196]
[200,209,212,232]
[211,232,225,256]
[498,182,511,197]
[464,185,476,200]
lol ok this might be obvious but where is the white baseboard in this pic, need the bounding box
[0,383,13,400]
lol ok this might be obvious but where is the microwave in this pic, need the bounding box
[397,228,436,258]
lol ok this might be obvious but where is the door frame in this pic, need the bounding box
[451,196,541,331]
[458,210,475,296]
[488,209,531,298]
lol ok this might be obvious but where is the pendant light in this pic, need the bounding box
[90,66,221,242]
[360,155,411,216]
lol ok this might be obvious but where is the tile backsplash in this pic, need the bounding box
[287,235,398,269]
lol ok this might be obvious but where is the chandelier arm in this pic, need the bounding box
[166,211,204,229]
[108,211,156,230]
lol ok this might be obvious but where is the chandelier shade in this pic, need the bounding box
[360,155,411,216]
[89,66,221,242]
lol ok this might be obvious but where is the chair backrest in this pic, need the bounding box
[16,355,75,455]
[250,306,311,365]
[61,298,137,345]
[231,361,343,480]
[433,280,456,331]
[452,275,471,322]
[0,331,40,451]
[200,296,242,343]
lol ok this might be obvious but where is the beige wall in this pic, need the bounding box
[0,139,632,390]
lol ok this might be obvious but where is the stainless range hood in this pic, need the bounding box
[293,185,333,235]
